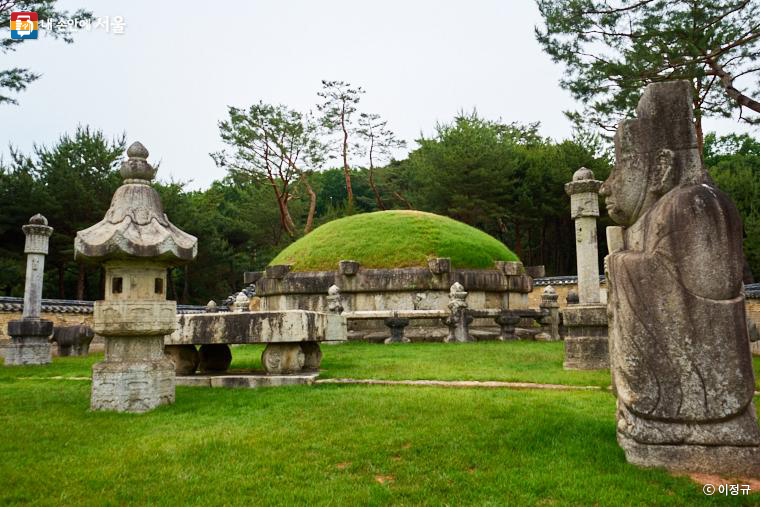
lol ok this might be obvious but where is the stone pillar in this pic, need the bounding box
[75,142,197,412]
[4,214,54,365]
[563,168,609,370]
[444,282,474,343]
[566,168,602,304]
[537,285,560,341]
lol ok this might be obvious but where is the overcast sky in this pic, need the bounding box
[1,0,755,190]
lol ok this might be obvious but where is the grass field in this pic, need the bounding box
[1,342,759,506]
[269,210,519,271]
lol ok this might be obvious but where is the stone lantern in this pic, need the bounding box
[75,141,197,412]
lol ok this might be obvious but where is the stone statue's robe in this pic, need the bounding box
[608,183,755,429]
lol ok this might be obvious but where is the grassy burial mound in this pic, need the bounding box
[270,210,519,272]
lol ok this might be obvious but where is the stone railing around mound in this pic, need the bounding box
[324,282,561,344]
[247,259,535,342]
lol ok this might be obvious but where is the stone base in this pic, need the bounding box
[4,318,54,365]
[562,304,609,370]
[165,344,200,375]
[91,358,175,413]
[176,371,319,388]
[3,340,52,365]
[262,343,305,373]
[618,433,760,477]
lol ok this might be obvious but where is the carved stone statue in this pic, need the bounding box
[600,80,760,475]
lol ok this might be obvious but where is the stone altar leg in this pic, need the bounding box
[562,304,608,370]
[300,342,322,369]
[4,319,53,365]
[165,344,200,375]
[91,336,175,413]
[198,344,232,372]
[262,343,305,373]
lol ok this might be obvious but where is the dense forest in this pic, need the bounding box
[1,119,758,305]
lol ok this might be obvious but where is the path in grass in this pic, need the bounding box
[3,341,760,391]
[1,378,752,506]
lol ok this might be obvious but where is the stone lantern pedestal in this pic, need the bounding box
[75,142,197,412]
[5,214,54,365]
[563,168,609,370]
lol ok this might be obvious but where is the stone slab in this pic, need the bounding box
[167,310,346,345]
[176,371,319,388]
[618,433,760,476]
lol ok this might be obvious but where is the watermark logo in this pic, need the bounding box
[10,12,38,39]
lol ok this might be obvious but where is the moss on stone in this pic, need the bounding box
[270,210,519,272]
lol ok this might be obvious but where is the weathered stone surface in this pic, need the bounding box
[167,310,346,345]
[176,372,319,388]
[383,316,410,344]
[75,143,197,264]
[300,342,323,369]
[198,344,232,372]
[262,343,305,373]
[265,264,292,279]
[164,344,199,375]
[338,260,360,276]
[52,324,94,356]
[427,257,451,274]
[562,304,609,370]
[4,318,53,365]
[91,357,175,412]
[444,282,474,343]
[601,80,760,474]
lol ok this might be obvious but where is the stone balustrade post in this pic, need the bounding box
[494,311,520,341]
[233,292,249,313]
[538,285,560,341]
[384,314,410,344]
[327,284,344,314]
[4,214,54,365]
[444,282,474,343]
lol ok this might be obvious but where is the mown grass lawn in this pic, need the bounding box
[1,342,759,506]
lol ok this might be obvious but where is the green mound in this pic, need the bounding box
[270,210,519,272]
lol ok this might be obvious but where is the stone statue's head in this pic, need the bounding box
[600,81,706,226]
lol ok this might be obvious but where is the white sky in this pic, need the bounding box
[1,0,755,190]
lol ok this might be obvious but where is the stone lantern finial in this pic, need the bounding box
[120,141,156,181]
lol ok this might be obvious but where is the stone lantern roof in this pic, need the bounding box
[74,142,197,264]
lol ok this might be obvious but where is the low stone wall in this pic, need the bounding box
[250,260,533,342]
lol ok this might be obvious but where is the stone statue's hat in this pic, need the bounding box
[615,80,705,186]
[74,142,197,264]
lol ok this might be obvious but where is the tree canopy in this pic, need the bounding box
[535,0,760,150]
